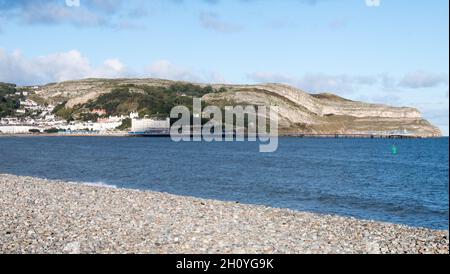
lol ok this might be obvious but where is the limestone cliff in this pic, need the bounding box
[31,78,441,137]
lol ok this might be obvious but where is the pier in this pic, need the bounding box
[281,133,423,139]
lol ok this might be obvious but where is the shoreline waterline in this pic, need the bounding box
[1,173,448,231]
[1,133,446,139]
[0,173,448,254]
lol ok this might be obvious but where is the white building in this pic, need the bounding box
[130,112,139,119]
[45,114,56,120]
[0,118,19,125]
[0,126,34,134]
[131,118,170,132]
[92,121,122,132]
[64,122,94,132]
[63,121,122,132]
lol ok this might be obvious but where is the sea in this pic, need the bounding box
[0,136,448,230]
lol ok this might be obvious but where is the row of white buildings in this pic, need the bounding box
[0,109,146,134]
[0,116,66,134]
[62,112,140,132]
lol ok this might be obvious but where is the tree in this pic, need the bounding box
[0,83,20,118]
[44,128,59,134]
[203,85,214,94]
[117,118,132,131]
[218,87,227,93]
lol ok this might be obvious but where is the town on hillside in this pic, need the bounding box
[0,84,168,136]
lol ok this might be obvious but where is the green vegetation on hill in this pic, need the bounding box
[52,102,74,121]
[117,118,131,130]
[0,83,20,118]
[0,83,16,96]
[54,83,226,121]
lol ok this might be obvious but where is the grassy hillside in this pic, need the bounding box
[53,83,226,121]
[0,83,20,118]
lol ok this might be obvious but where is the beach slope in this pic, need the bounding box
[0,174,448,254]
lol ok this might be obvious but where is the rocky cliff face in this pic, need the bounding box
[35,78,175,108]
[32,78,441,137]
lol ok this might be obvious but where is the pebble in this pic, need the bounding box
[0,174,448,254]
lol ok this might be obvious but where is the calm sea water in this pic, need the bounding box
[0,136,448,230]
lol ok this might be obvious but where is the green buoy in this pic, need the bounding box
[391,145,398,155]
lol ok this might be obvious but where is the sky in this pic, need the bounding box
[0,0,448,135]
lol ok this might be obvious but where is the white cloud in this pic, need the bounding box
[0,0,145,28]
[248,71,450,93]
[95,59,127,77]
[0,49,130,85]
[247,72,377,93]
[199,12,242,33]
[34,50,93,82]
[365,0,381,7]
[144,59,225,83]
[22,2,103,26]
[379,73,397,89]
[0,49,224,85]
[144,60,200,82]
[399,71,448,89]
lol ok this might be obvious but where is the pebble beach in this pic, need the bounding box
[0,174,448,254]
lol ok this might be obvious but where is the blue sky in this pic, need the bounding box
[0,0,449,134]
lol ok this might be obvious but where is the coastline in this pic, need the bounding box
[0,174,448,254]
[0,132,130,138]
[0,132,444,139]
